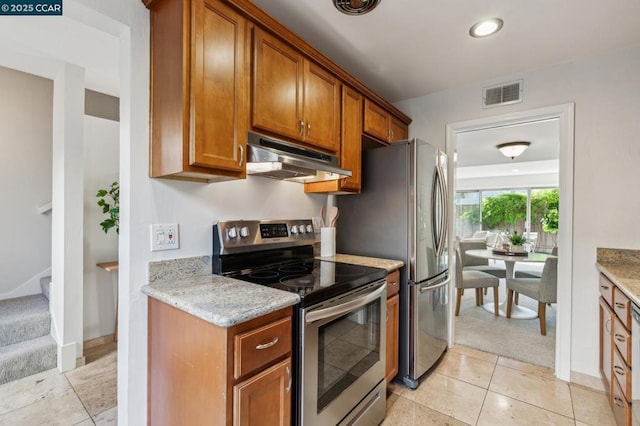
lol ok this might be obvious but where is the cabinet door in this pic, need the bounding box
[600,297,613,392]
[234,358,292,426]
[253,28,304,140]
[363,98,390,143]
[389,115,408,142]
[339,85,362,191]
[191,0,248,172]
[302,61,340,153]
[386,294,400,383]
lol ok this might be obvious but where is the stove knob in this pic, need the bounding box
[239,226,249,238]
[306,224,313,234]
[227,226,237,239]
[298,224,306,234]
[290,225,298,235]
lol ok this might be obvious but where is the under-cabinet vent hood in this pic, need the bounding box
[246,132,352,183]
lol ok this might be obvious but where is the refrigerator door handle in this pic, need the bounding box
[433,164,447,257]
[431,169,440,253]
[437,163,448,257]
[418,277,450,293]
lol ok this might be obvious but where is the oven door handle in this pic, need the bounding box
[305,283,386,324]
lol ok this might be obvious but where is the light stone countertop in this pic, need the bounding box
[596,248,640,306]
[141,275,300,328]
[317,253,404,272]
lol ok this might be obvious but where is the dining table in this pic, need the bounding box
[465,249,557,319]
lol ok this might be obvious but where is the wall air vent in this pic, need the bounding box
[333,0,381,15]
[483,80,523,108]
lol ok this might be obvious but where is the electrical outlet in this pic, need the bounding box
[150,224,179,251]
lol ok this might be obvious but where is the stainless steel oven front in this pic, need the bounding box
[300,279,387,426]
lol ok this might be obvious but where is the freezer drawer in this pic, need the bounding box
[405,274,449,387]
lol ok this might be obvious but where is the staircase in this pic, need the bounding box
[0,276,57,385]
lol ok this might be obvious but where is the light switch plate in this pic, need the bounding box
[150,223,179,251]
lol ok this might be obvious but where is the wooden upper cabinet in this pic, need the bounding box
[148,0,248,182]
[253,27,340,153]
[252,28,304,141]
[305,85,361,194]
[364,98,409,144]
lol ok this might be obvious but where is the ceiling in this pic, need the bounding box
[251,0,640,103]
[456,118,559,168]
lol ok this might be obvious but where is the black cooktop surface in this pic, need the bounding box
[227,257,386,306]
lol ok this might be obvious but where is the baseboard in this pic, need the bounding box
[84,334,115,349]
[570,370,606,393]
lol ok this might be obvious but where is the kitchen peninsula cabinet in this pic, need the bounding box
[364,98,409,144]
[148,298,292,426]
[305,85,362,194]
[146,0,249,182]
[599,272,632,425]
[253,28,341,154]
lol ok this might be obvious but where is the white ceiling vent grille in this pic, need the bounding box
[483,80,523,108]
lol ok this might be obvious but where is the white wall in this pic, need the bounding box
[396,44,640,377]
[0,66,52,299]
[83,115,119,340]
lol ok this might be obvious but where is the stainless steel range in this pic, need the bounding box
[213,219,387,426]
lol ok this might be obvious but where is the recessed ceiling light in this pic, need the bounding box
[469,18,503,38]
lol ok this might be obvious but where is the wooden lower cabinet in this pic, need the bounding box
[148,298,292,426]
[599,272,632,425]
[385,269,401,383]
[234,358,291,426]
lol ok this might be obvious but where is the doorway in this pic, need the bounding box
[446,103,575,381]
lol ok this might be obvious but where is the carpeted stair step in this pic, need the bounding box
[0,294,51,347]
[0,335,57,385]
[40,276,51,301]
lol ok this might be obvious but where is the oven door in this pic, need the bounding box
[301,279,387,426]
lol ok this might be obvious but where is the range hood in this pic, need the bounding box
[246,132,352,183]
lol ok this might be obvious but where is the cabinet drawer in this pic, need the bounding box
[612,347,631,401]
[234,317,292,380]
[387,269,400,298]
[614,287,631,331]
[613,316,631,367]
[599,274,614,307]
[612,376,632,426]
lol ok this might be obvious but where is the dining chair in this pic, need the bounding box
[505,257,558,335]
[455,249,500,316]
[514,246,558,279]
[458,240,507,278]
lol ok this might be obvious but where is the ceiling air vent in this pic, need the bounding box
[333,0,381,15]
[483,80,523,108]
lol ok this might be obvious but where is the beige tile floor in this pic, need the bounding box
[0,342,117,425]
[0,342,615,425]
[383,345,616,426]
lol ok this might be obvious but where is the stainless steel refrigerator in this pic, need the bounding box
[336,138,449,389]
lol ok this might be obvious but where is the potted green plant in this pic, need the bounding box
[508,231,526,252]
[96,181,119,234]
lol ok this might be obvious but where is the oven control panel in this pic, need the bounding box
[213,219,316,255]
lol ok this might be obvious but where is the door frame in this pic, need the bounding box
[445,103,574,381]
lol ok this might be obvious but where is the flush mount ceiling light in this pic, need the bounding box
[497,141,531,159]
[469,18,503,38]
[333,0,381,15]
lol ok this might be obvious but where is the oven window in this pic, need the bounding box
[317,300,381,412]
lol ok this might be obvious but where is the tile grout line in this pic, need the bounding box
[63,372,95,424]
[473,352,500,425]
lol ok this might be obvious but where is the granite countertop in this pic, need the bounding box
[141,275,300,328]
[317,253,404,272]
[595,248,640,305]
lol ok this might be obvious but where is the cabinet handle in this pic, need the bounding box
[614,365,625,376]
[307,122,311,137]
[613,396,626,408]
[606,318,612,332]
[387,128,391,141]
[614,333,626,343]
[285,366,292,393]
[238,145,244,167]
[601,285,610,290]
[299,120,304,136]
[256,336,279,350]
[390,129,394,141]
[615,302,626,309]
